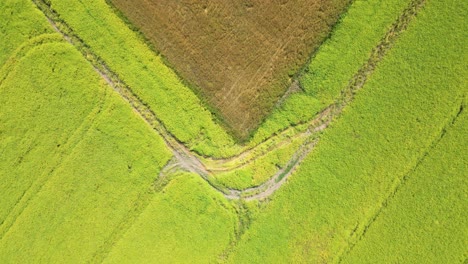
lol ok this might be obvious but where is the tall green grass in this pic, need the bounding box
[227,0,467,262]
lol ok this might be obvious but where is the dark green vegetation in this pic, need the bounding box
[1,0,466,262]
[109,0,351,139]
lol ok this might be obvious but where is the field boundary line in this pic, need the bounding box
[31,0,324,167]
[330,0,434,261]
[89,185,159,263]
[230,0,429,200]
[0,81,109,241]
[29,0,334,201]
[31,0,425,201]
[336,99,465,263]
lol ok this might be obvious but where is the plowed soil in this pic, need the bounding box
[109,0,350,139]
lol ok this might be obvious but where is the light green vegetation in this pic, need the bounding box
[104,172,237,263]
[343,102,467,263]
[215,136,306,190]
[0,37,171,262]
[251,0,413,145]
[46,0,241,157]
[301,0,412,99]
[0,40,104,223]
[227,0,467,262]
[0,0,52,65]
[41,0,418,192]
[0,1,238,262]
[1,0,466,262]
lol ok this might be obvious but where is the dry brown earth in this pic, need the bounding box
[109,0,350,139]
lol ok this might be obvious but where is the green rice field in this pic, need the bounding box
[1,0,466,263]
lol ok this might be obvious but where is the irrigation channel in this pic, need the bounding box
[32,0,425,201]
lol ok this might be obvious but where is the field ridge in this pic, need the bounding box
[30,0,426,201]
[336,98,464,263]
[0,67,108,240]
[221,0,428,199]
[30,0,323,199]
[90,186,159,263]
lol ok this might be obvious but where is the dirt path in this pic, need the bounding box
[31,0,424,201]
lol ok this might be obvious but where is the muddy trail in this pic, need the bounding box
[32,0,425,201]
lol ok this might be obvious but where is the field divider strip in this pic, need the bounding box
[331,0,431,261]
[29,0,314,197]
[31,0,425,201]
[336,98,465,263]
[0,84,109,241]
[233,0,428,200]
[30,0,322,168]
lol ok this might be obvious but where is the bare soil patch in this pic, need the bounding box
[109,0,350,139]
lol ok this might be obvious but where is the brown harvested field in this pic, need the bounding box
[109,0,350,139]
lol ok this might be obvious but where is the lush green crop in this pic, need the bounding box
[0,37,173,262]
[103,172,237,263]
[46,0,241,157]
[340,1,468,261]
[227,0,467,262]
[214,136,305,190]
[1,0,465,262]
[0,2,239,262]
[238,0,413,145]
[0,40,104,223]
[343,102,467,263]
[0,0,52,65]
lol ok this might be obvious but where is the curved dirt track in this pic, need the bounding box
[32,0,425,201]
[0,33,63,86]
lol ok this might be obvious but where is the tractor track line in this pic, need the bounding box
[333,0,430,261]
[0,33,62,87]
[89,186,158,264]
[30,0,322,168]
[0,36,107,240]
[0,85,108,241]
